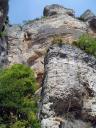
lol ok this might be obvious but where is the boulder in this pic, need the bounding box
[43,4,75,17]
[80,9,95,21]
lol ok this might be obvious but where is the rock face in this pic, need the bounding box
[0,3,96,128]
[0,0,8,67]
[43,4,75,17]
[7,4,87,83]
[40,44,96,128]
[80,9,95,21]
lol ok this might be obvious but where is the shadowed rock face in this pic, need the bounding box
[89,17,96,32]
[0,37,8,67]
[0,0,8,67]
[0,0,8,31]
[40,44,96,128]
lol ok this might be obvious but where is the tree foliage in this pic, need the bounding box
[0,64,40,128]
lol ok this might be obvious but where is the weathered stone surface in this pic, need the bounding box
[43,4,75,17]
[7,7,87,82]
[41,118,92,128]
[80,9,95,22]
[40,44,96,128]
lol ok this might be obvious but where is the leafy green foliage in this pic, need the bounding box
[0,64,36,107]
[73,34,96,57]
[10,121,27,128]
[0,64,40,128]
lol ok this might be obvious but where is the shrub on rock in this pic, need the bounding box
[73,34,96,57]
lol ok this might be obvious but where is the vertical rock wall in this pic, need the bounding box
[40,44,96,128]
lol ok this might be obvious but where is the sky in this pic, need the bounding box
[8,0,96,24]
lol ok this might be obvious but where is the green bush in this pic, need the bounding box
[0,64,40,128]
[73,34,96,57]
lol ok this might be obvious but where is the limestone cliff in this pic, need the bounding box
[7,4,89,83]
[1,3,96,128]
[7,4,96,84]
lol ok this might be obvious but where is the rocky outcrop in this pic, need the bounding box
[7,4,88,83]
[43,4,75,17]
[40,44,96,128]
[80,9,95,22]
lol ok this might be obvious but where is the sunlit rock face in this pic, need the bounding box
[40,44,96,128]
[7,4,88,83]
[7,4,96,85]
